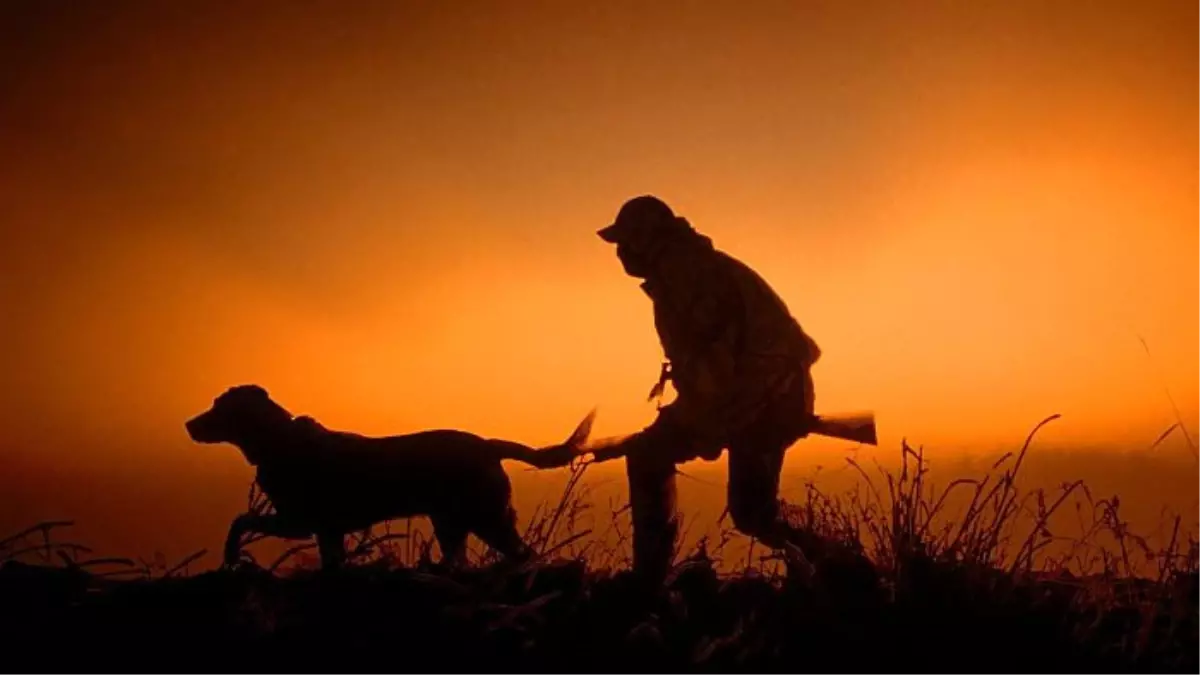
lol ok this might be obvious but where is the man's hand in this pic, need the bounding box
[647,361,672,407]
[586,436,633,464]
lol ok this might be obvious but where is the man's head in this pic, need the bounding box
[597,195,691,278]
[186,385,294,463]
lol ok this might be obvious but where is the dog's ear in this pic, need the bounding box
[217,384,272,406]
[235,384,294,421]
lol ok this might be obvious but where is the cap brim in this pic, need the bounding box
[597,223,621,243]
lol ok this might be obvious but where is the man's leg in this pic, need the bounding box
[726,430,824,559]
[591,406,720,586]
[726,437,788,548]
[626,444,679,586]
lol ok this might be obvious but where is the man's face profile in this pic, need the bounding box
[616,238,652,278]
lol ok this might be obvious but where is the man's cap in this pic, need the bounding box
[597,195,676,243]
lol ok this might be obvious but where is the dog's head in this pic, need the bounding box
[185,385,294,460]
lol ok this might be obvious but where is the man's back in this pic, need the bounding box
[639,234,818,444]
[647,236,817,375]
[716,249,821,371]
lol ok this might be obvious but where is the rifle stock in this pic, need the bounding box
[810,411,878,446]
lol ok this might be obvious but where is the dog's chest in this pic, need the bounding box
[254,468,314,516]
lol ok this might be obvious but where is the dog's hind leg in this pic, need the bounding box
[316,530,346,570]
[474,506,533,565]
[431,517,469,569]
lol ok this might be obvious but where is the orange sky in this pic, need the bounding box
[2,2,1196,558]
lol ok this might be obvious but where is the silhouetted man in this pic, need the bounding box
[592,195,824,585]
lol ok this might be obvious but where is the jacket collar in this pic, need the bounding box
[636,232,715,301]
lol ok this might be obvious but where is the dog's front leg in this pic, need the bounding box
[223,512,260,567]
[224,513,313,567]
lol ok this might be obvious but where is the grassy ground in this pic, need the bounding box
[3,421,1197,672]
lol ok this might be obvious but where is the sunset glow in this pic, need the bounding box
[2,2,1195,560]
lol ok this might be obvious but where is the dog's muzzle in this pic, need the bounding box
[186,413,219,443]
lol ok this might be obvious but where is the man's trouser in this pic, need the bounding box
[625,434,679,587]
[619,370,815,585]
[727,370,821,552]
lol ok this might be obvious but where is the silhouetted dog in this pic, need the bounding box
[186,385,595,569]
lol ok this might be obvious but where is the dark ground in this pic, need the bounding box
[2,550,1195,673]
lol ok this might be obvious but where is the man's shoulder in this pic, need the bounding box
[709,248,775,290]
[711,248,748,271]
[669,243,742,277]
[658,242,723,282]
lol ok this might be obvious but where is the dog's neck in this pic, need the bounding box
[233,416,304,467]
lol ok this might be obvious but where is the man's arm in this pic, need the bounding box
[665,260,809,444]
[666,264,747,424]
[594,251,761,465]
[588,435,635,463]
[586,407,716,464]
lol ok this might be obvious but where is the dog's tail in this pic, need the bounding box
[488,408,597,469]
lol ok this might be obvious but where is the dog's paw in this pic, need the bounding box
[221,555,263,575]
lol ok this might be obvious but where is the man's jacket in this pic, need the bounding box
[642,232,820,452]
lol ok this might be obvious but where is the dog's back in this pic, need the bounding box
[259,413,592,538]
